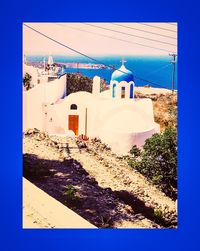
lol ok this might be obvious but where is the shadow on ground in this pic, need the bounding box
[23,153,160,228]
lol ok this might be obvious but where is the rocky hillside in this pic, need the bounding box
[66,73,109,95]
[23,129,177,228]
[135,91,177,131]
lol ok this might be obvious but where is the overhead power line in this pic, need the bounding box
[144,63,171,78]
[82,23,176,46]
[24,24,107,66]
[112,23,176,40]
[137,23,177,33]
[134,76,167,88]
[24,24,172,89]
[56,23,175,54]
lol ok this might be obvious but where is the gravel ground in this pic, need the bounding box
[23,130,177,228]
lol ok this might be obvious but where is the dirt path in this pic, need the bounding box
[23,131,177,228]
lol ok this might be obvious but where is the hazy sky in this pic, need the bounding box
[23,23,177,56]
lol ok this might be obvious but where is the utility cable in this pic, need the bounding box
[24,24,173,89]
[112,23,176,40]
[82,23,176,46]
[56,23,175,54]
[144,63,171,78]
[137,23,177,33]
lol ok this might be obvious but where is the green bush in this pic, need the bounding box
[63,185,80,206]
[128,127,177,200]
[23,72,32,90]
[63,185,76,199]
[154,209,164,223]
[129,145,141,157]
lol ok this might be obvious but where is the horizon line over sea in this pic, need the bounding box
[26,54,178,90]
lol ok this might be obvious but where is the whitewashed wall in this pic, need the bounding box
[95,98,155,131]
[99,125,160,155]
[96,98,160,155]
[23,75,66,132]
[42,91,159,155]
[49,92,99,136]
[23,73,160,155]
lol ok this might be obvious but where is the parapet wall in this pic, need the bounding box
[23,178,97,228]
[99,124,160,155]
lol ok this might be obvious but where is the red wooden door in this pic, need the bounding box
[68,115,79,135]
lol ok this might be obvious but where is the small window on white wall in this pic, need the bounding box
[121,86,125,98]
[70,104,77,110]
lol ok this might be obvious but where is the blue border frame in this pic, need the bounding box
[1,0,199,250]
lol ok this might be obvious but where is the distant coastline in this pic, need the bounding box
[26,61,107,70]
[25,55,177,89]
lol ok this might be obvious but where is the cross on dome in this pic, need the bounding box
[121,57,127,65]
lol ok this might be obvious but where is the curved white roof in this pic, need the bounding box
[64,91,97,105]
[101,108,155,133]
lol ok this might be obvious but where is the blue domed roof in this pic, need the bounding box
[111,64,134,83]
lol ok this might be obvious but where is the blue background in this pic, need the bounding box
[0,0,199,250]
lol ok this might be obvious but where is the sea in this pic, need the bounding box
[26,55,177,90]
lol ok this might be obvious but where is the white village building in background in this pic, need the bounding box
[23,56,160,155]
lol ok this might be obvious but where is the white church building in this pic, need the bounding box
[23,58,160,155]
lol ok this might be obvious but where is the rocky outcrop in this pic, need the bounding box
[66,73,109,95]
